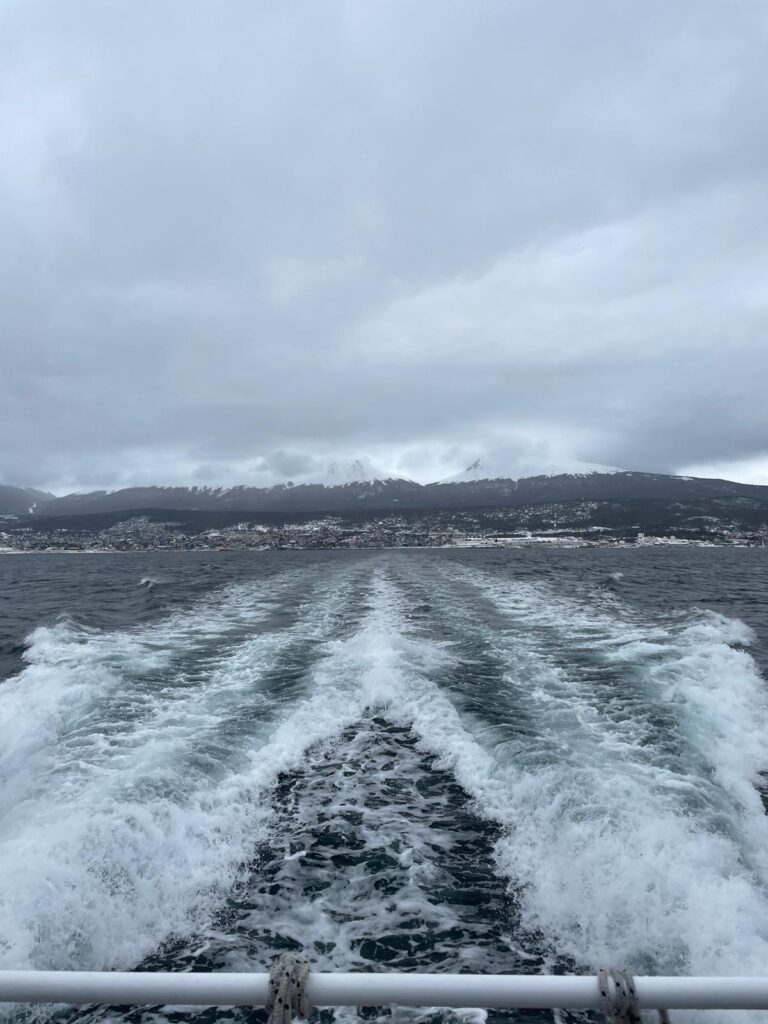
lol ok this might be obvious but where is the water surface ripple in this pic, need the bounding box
[1,548,767,1024]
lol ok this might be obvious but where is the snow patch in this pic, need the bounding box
[298,457,412,487]
[441,455,621,484]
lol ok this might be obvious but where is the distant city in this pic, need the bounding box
[2,497,766,553]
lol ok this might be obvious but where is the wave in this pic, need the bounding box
[1,558,767,1024]
[399,563,768,986]
[0,566,364,971]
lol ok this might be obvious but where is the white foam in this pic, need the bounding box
[0,567,365,971]
[3,558,768,1024]
[0,574,295,817]
[406,563,768,1013]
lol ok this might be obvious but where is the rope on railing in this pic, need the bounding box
[598,968,671,1023]
[267,954,311,1024]
[598,969,642,1023]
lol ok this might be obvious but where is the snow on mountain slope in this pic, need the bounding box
[316,458,410,486]
[442,455,620,484]
[0,485,55,516]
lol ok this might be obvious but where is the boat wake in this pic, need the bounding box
[1,557,767,1022]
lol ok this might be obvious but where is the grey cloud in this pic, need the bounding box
[260,451,317,479]
[1,0,767,489]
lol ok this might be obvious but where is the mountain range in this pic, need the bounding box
[2,468,767,518]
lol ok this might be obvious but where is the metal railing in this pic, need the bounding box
[1,971,768,1011]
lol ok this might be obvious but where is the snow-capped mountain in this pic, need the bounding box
[443,455,620,484]
[25,476,424,516]
[424,469,768,507]
[0,485,55,516]
[320,458,409,486]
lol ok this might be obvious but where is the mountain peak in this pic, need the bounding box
[0,484,55,516]
[326,458,377,484]
[442,455,621,484]
[321,457,407,486]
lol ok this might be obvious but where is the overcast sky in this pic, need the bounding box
[1,0,767,492]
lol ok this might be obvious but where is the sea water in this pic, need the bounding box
[0,548,767,1024]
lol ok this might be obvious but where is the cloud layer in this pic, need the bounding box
[1,0,767,490]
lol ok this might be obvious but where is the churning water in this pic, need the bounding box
[1,548,767,1024]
